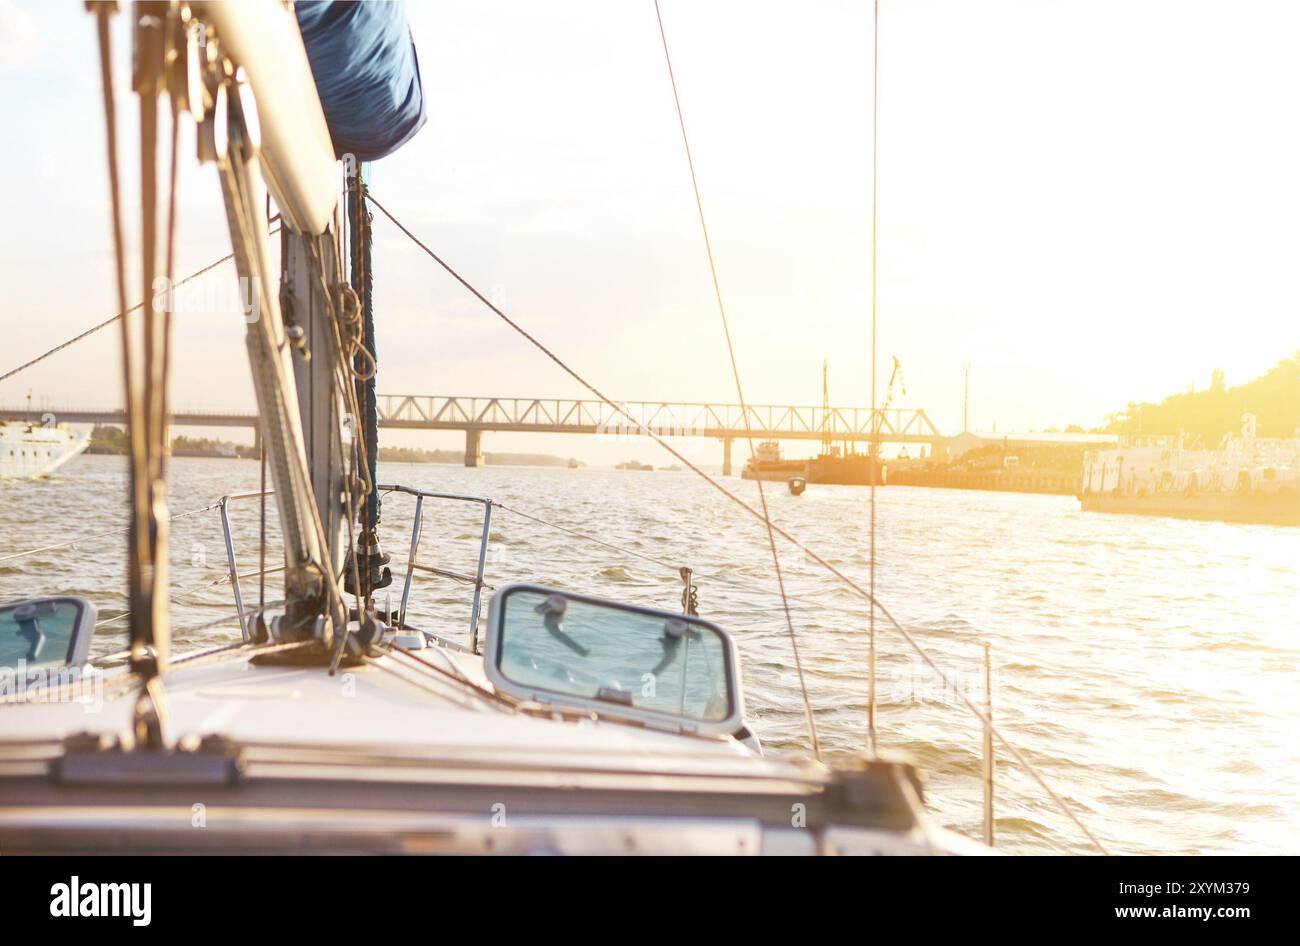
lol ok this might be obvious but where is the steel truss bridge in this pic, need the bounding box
[4,396,944,471]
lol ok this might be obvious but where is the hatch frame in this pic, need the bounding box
[483,582,747,737]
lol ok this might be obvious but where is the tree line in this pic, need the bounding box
[1104,352,1299,443]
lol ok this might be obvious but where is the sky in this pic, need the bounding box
[0,0,1297,465]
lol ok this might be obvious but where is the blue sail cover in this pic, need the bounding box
[295,1,426,162]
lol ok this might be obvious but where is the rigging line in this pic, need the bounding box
[385,642,518,709]
[91,2,152,671]
[12,625,293,706]
[379,492,817,611]
[491,502,824,605]
[157,60,182,487]
[218,149,349,651]
[94,564,288,630]
[94,575,231,628]
[259,440,267,611]
[650,0,819,761]
[364,192,1108,853]
[868,0,880,753]
[0,220,281,388]
[492,501,684,575]
[259,196,274,614]
[0,500,222,564]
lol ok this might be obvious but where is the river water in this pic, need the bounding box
[2,454,1297,855]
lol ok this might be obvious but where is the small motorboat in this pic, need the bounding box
[787,475,807,496]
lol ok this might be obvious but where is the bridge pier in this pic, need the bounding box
[722,437,733,477]
[465,428,484,468]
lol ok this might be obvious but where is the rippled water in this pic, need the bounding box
[2,455,1297,854]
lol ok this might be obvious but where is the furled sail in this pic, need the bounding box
[295,0,427,162]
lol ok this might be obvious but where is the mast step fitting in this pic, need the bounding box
[344,531,393,594]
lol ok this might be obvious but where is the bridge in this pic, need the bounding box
[4,396,944,473]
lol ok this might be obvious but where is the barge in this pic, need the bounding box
[741,441,884,487]
[1080,428,1299,527]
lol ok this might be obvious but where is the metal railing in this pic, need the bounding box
[379,485,493,651]
[217,490,282,642]
[217,485,494,651]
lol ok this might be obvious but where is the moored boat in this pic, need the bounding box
[1080,427,1300,527]
[741,440,807,481]
[807,447,884,486]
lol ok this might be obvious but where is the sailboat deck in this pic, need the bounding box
[1,637,808,782]
[0,634,978,854]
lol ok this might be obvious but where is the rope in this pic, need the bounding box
[0,223,279,389]
[259,441,268,611]
[492,501,685,575]
[350,173,383,595]
[0,501,221,564]
[91,0,154,675]
[868,0,880,753]
[651,0,820,760]
[9,625,294,706]
[95,566,286,630]
[680,569,699,616]
[487,501,831,607]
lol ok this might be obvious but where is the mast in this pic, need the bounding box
[90,0,406,684]
[282,223,349,595]
[199,18,342,645]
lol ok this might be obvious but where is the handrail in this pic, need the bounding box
[0,501,223,564]
[408,562,493,589]
[214,485,494,650]
[377,485,492,650]
[218,490,276,641]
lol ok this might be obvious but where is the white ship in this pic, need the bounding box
[0,420,88,479]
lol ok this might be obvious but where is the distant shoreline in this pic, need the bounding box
[84,443,582,468]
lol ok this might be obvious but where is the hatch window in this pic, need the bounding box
[0,596,95,669]
[484,584,741,734]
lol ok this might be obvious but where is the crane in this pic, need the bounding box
[881,356,907,413]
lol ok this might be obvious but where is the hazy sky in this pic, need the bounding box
[1,0,1297,464]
